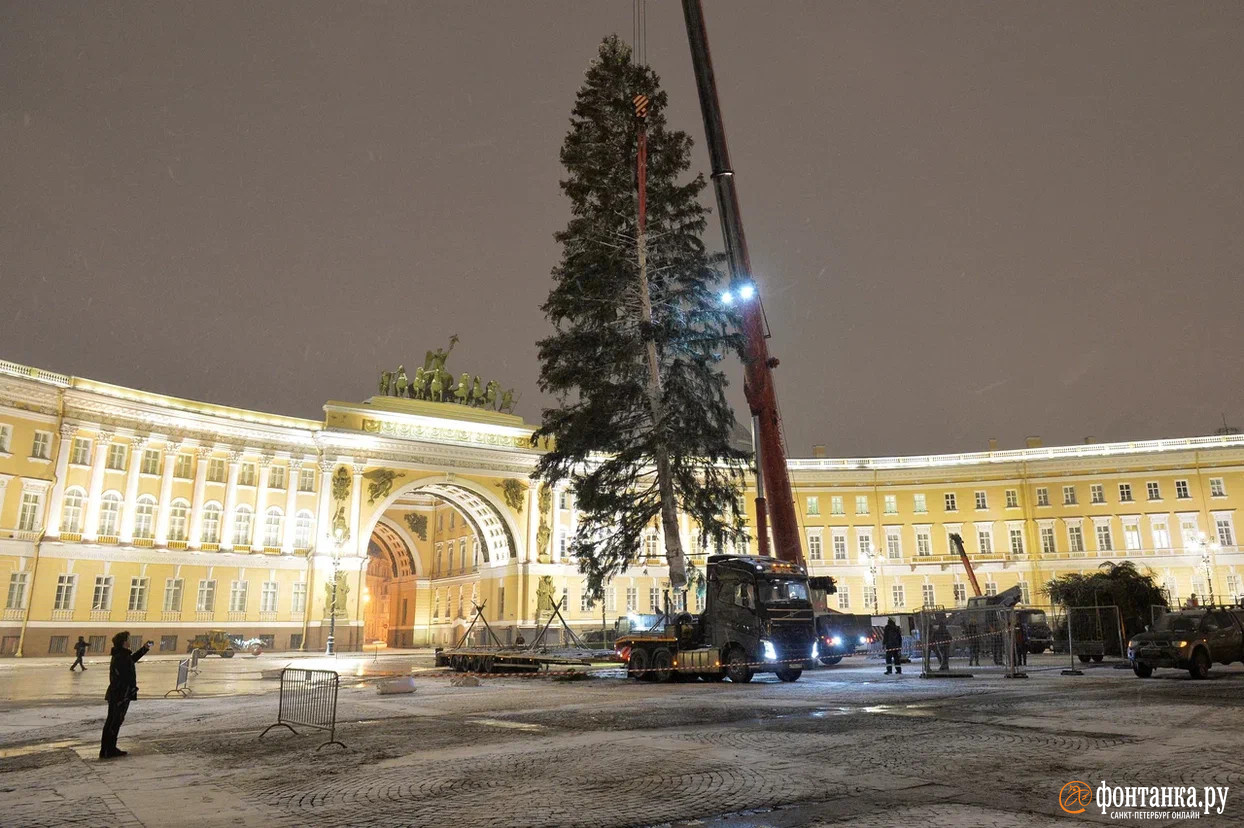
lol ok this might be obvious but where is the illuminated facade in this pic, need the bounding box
[2,357,1242,656]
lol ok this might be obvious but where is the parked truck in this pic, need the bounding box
[615,555,823,683]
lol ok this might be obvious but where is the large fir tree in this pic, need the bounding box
[533,35,748,597]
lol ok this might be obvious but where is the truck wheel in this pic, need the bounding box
[1133,662,1153,678]
[724,648,753,684]
[1189,649,1211,680]
[627,647,650,681]
[819,656,843,666]
[775,666,802,682]
[1091,654,1104,663]
[1077,654,1090,664]
[222,649,235,659]
[651,648,675,683]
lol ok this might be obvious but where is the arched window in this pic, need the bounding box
[202,502,223,544]
[233,505,253,547]
[98,492,122,537]
[133,495,157,540]
[61,487,86,534]
[168,499,190,542]
[264,507,283,548]
[294,510,314,550]
[432,588,441,619]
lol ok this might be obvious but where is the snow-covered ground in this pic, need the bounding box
[2,654,1241,827]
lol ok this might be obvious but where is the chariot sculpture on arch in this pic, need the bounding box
[375,334,520,414]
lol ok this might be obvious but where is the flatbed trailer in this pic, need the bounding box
[435,646,616,674]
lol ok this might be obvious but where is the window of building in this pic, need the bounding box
[168,500,189,542]
[557,534,568,560]
[830,496,844,515]
[977,527,993,555]
[163,578,183,612]
[1040,525,1056,555]
[805,496,819,516]
[127,577,149,612]
[207,458,226,483]
[1119,483,1133,502]
[944,493,957,512]
[643,531,658,560]
[434,544,443,575]
[953,583,967,605]
[61,488,85,534]
[891,584,905,609]
[975,491,988,510]
[1090,484,1105,504]
[269,466,286,490]
[885,528,902,560]
[1005,489,1018,509]
[1216,516,1236,547]
[298,467,315,492]
[580,589,593,613]
[1179,516,1200,549]
[650,587,661,612]
[1227,574,1241,601]
[0,423,11,454]
[1210,478,1226,498]
[106,443,126,471]
[158,635,178,652]
[913,493,927,513]
[807,532,823,561]
[263,508,283,548]
[48,636,68,655]
[984,581,997,597]
[855,495,869,515]
[233,506,253,547]
[31,430,52,460]
[140,449,159,475]
[133,495,157,540]
[196,579,216,612]
[883,494,897,514]
[1063,486,1077,506]
[91,576,113,611]
[1009,528,1025,557]
[6,573,29,610]
[238,463,256,487]
[916,527,931,557]
[832,529,847,561]
[856,530,872,560]
[260,581,278,613]
[921,583,935,607]
[449,510,456,530]
[202,503,223,544]
[292,582,307,614]
[97,492,121,536]
[1175,479,1191,499]
[295,511,314,549]
[1036,487,1050,507]
[1123,523,1142,551]
[1019,581,1030,604]
[69,437,90,465]
[626,586,637,612]
[1068,524,1085,553]
[1151,520,1171,550]
[1146,481,1161,501]
[862,585,877,611]
[173,453,192,479]
[837,586,850,610]
[229,581,248,612]
[603,586,616,612]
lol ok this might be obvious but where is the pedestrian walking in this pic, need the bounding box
[70,636,88,671]
[882,617,903,674]
[100,631,151,760]
[989,617,1003,665]
[966,618,980,667]
[1012,621,1028,668]
[932,617,953,671]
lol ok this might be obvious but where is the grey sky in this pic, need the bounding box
[3,1,1242,457]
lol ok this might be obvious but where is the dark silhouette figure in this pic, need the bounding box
[1013,622,1028,668]
[100,631,150,759]
[965,618,981,666]
[932,619,953,671]
[882,618,903,674]
[70,636,88,671]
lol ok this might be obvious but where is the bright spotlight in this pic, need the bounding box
[738,284,755,300]
[720,291,734,305]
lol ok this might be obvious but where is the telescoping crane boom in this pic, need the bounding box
[948,532,983,598]
[680,0,803,566]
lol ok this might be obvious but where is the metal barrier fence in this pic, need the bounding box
[188,648,203,675]
[164,658,192,698]
[259,668,346,751]
[1053,604,1126,675]
[918,606,1022,678]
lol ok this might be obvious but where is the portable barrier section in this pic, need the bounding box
[164,658,192,698]
[1053,604,1127,675]
[188,648,203,675]
[259,668,346,751]
[918,606,1023,679]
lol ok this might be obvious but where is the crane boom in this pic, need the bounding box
[681,0,803,565]
[948,533,983,598]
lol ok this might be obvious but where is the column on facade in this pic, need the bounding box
[188,446,211,547]
[220,450,243,550]
[153,440,180,544]
[316,458,334,549]
[251,455,272,552]
[349,462,364,556]
[282,459,302,553]
[43,423,77,537]
[118,437,148,543]
[81,430,114,542]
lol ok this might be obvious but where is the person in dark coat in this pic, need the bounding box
[882,618,903,674]
[70,636,88,671]
[932,618,953,671]
[100,631,150,759]
[1013,622,1028,668]
[965,618,981,667]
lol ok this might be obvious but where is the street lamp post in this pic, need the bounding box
[326,526,345,655]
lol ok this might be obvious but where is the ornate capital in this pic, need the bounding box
[161,439,182,456]
[227,450,245,465]
[130,436,150,452]
[59,423,79,439]
[288,458,304,472]
[353,462,367,477]
[258,454,274,468]
[195,445,214,458]
[97,430,115,444]
[318,457,335,474]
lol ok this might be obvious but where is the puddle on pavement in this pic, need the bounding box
[0,739,83,759]
[808,704,937,719]
[465,718,546,732]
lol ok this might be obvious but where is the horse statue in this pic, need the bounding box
[454,372,472,405]
[379,371,391,396]
[394,365,408,398]
[429,370,445,402]
[499,388,518,414]
[484,380,499,410]
[470,376,484,407]
[411,366,425,399]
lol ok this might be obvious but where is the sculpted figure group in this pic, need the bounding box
[378,337,518,414]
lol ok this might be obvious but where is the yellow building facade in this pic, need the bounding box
[2,356,1241,656]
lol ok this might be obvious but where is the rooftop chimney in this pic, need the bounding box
[812,444,827,458]
[988,438,998,452]
[1025,436,1043,449]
